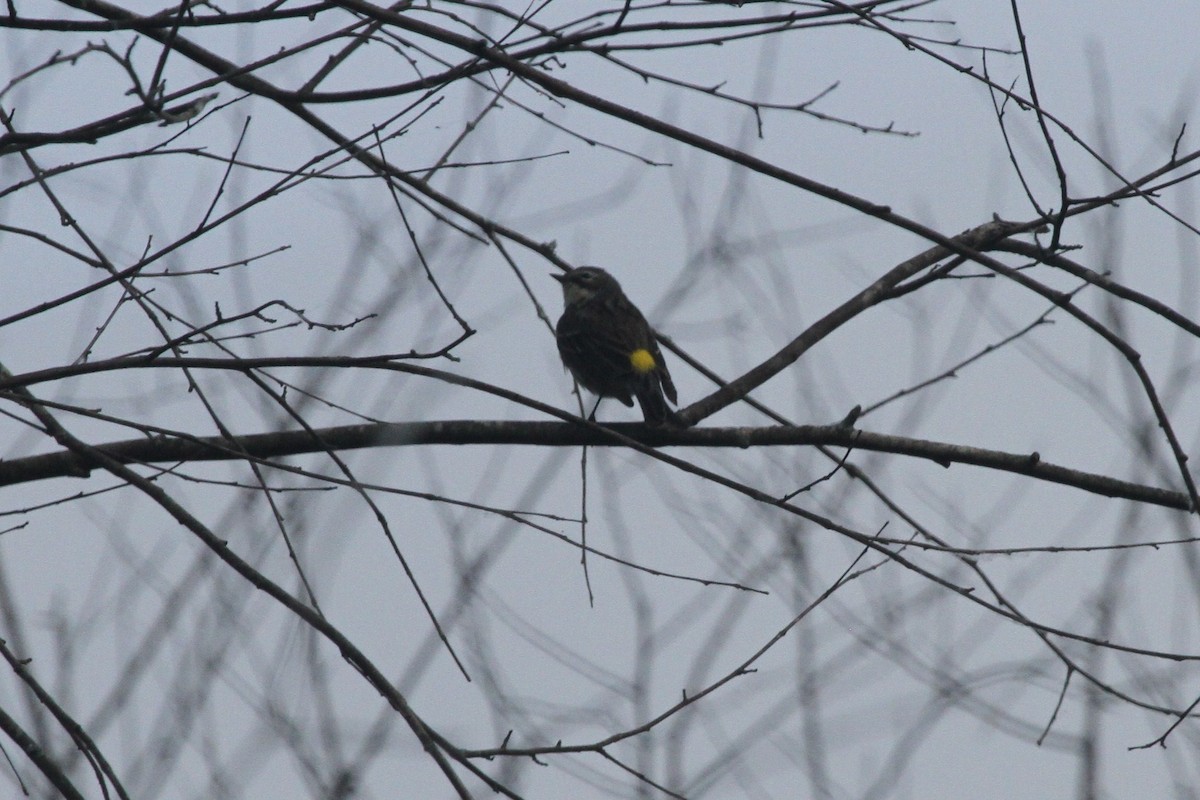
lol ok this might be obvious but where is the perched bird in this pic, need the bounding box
[552,266,679,425]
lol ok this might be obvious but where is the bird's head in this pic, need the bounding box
[551,266,621,306]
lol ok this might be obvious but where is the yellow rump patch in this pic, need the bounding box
[629,348,657,374]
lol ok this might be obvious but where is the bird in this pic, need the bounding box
[551,266,679,425]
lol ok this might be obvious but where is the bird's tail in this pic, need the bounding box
[635,378,681,427]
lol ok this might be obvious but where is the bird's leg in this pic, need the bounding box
[587,397,602,422]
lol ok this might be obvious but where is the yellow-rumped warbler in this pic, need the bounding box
[552,266,679,425]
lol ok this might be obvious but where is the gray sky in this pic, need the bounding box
[2,2,1200,797]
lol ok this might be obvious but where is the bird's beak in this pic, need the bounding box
[550,272,566,284]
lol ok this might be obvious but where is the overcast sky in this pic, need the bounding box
[3,2,1200,798]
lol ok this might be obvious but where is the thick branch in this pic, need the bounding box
[0,419,1186,510]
